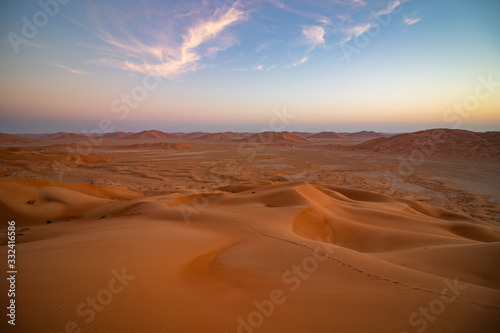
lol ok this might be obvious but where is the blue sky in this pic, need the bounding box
[0,0,499,133]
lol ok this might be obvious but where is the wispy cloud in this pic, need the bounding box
[336,0,406,45]
[352,0,367,6]
[51,63,88,75]
[293,56,309,66]
[283,25,325,69]
[77,0,414,76]
[88,3,248,78]
[302,25,325,49]
[265,0,332,26]
[348,23,372,37]
[338,22,372,45]
[375,0,402,16]
[404,16,421,25]
[256,41,270,53]
[336,14,351,22]
[28,42,49,49]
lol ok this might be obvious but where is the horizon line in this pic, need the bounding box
[4,127,499,136]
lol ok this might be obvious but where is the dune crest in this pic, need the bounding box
[0,178,142,224]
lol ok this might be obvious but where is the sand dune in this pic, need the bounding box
[0,178,142,224]
[1,178,499,332]
[308,131,348,139]
[103,132,134,139]
[45,143,93,150]
[12,133,50,140]
[243,131,312,144]
[119,130,177,140]
[220,131,253,139]
[355,129,500,159]
[44,132,90,140]
[196,133,232,140]
[0,147,109,181]
[292,131,314,137]
[346,130,388,138]
[0,133,37,144]
[1,129,499,332]
[122,142,192,149]
[181,131,208,139]
[0,147,108,164]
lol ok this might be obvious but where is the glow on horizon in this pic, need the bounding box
[0,0,499,134]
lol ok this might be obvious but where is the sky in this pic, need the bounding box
[0,0,499,134]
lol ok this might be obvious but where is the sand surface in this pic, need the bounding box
[1,130,500,332]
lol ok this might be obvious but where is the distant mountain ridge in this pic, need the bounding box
[242,131,312,144]
[308,132,349,139]
[0,133,38,143]
[354,129,500,159]
[196,133,231,140]
[344,131,388,138]
[119,130,177,140]
[4,128,497,162]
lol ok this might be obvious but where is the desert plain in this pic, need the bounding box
[1,128,500,332]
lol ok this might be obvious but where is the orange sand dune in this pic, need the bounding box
[0,178,143,224]
[103,132,134,139]
[121,142,192,149]
[121,130,177,140]
[45,143,93,150]
[355,129,500,159]
[346,130,388,138]
[44,132,90,140]
[0,133,37,144]
[243,131,312,144]
[0,147,109,171]
[1,178,499,332]
[180,131,208,139]
[196,133,232,140]
[308,131,348,139]
[220,131,253,139]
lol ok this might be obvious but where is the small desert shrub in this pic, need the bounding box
[100,215,107,219]
[46,220,52,224]
[26,199,36,205]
